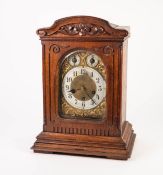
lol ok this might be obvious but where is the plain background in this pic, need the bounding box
[0,0,163,174]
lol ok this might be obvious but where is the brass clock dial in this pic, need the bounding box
[60,50,106,119]
[33,16,135,160]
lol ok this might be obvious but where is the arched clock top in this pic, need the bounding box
[37,16,129,40]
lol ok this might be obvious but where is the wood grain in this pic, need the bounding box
[32,16,136,160]
[32,121,135,160]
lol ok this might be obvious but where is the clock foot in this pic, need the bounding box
[32,121,136,160]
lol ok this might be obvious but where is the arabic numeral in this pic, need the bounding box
[91,100,95,105]
[96,94,100,100]
[68,93,72,98]
[81,69,86,74]
[73,71,78,77]
[65,85,69,90]
[96,77,100,83]
[75,99,78,104]
[82,101,85,108]
[98,86,102,91]
[67,77,72,82]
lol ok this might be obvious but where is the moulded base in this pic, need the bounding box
[31,121,136,160]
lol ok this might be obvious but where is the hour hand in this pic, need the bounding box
[68,89,76,93]
[68,88,81,93]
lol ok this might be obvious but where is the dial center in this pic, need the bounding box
[71,74,96,101]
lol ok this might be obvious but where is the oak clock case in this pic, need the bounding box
[32,16,136,160]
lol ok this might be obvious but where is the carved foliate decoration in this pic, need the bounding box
[56,23,105,36]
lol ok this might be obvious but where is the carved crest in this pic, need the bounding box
[37,16,129,40]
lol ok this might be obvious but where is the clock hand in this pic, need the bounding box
[68,89,76,93]
[68,88,81,93]
[82,86,97,105]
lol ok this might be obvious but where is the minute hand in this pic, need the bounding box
[82,86,96,105]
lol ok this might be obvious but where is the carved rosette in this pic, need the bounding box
[49,44,70,53]
[92,45,114,56]
[57,23,105,36]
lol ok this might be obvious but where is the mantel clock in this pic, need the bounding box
[32,16,136,160]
